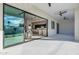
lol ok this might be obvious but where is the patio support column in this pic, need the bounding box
[75,8,79,41]
[0,3,3,50]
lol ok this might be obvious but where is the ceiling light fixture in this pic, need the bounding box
[48,3,51,7]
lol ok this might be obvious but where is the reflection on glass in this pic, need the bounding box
[4,5,24,47]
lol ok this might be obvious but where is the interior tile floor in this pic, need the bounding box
[0,34,79,55]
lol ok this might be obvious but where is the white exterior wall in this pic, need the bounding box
[59,19,74,36]
[48,19,57,36]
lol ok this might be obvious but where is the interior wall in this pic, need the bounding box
[58,19,74,36]
[8,3,57,37]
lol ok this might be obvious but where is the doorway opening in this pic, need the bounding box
[24,13,48,41]
[57,23,59,34]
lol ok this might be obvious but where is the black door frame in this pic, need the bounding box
[3,3,48,48]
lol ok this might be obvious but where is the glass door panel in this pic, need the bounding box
[3,4,25,47]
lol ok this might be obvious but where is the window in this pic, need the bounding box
[51,21,55,29]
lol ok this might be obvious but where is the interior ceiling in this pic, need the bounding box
[25,13,46,22]
[32,3,79,21]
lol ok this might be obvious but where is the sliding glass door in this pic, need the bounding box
[3,4,25,48]
[3,4,48,48]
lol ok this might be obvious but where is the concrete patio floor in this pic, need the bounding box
[0,34,79,55]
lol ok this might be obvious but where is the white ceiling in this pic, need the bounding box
[32,3,79,21]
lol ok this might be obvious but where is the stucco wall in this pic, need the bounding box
[48,19,57,36]
[59,19,74,36]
